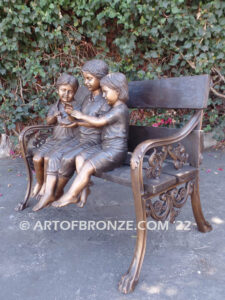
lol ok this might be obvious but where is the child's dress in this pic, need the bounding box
[79,103,129,173]
[33,99,79,158]
[46,92,111,177]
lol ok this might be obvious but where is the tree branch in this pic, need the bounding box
[3,123,9,136]
[12,129,19,136]
[212,67,225,83]
[19,77,25,104]
[210,87,225,100]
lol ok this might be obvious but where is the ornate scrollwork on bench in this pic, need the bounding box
[145,146,168,179]
[168,143,189,170]
[145,143,189,180]
[25,128,54,170]
[26,128,54,156]
[32,131,53,148]
[145,180,194,223]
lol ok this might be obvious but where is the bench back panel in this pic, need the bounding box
[127,75,210,109]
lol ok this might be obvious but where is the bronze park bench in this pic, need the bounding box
[16,74,212,294]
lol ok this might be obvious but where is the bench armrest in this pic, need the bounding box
[19,124,55,158]
[130,110,202,188]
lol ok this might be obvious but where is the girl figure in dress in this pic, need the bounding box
[52,72,129,208]
[31,73,79,198]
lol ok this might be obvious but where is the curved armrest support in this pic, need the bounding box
[16,124,55,211]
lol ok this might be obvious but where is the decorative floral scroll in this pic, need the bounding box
[168,143,189,170]
[146,146,168,179]
[146,181,194,223]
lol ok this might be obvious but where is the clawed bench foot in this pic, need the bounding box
[15,202,28,211]
[196,221,212,233]
[15,176,32,211]
[118,266,138,294]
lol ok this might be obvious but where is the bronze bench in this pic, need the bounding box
[16,74,212,294]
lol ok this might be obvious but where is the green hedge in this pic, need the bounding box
[0,0,225,139]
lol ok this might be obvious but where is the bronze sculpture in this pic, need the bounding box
[33,59,111,211]
[17,72,212,294]
[31,73,79,199]
[52,72,129,208]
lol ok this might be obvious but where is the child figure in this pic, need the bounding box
[32,59,110,211]
[31,73,79,198]
[52,72,129,208]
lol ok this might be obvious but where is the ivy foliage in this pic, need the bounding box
[0,0,225,138]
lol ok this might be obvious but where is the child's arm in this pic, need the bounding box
[62,121,93,128]
[46,111,60,125]
[69,110,108,128]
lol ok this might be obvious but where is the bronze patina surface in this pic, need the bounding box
[33,59,111,211]
[31,73,79,199]
[17,70,212,294]
[52,72,129,208]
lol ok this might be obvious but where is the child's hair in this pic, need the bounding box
[100,72,128,103]
[56,73,79,91]
[81,59,109,79]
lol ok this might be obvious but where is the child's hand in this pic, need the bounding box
[54,111,61,118]
[71,110,83,119]
[65,107,73,115]
[58,118,71,126]
[64,102,73,109]
[61,121,78,128]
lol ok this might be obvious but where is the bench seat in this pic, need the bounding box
[96,161,197,196]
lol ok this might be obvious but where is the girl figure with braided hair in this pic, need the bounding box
[33,59,110,211]
[52,72,129,208]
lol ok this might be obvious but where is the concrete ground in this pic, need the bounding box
[0,149,225,300]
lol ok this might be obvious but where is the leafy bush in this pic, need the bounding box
[0,0,224,139]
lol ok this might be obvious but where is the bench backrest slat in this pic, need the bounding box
[127,75,210,109]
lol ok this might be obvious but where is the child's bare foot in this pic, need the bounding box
[39,183,46,197]
[31,183,42,198]
[51,193,79,208]
[77,187,90,208]
[32,194,55,211]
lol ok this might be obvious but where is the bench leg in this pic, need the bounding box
[118,164,147,294]
[191,174,212,233]
[15,156,33,211]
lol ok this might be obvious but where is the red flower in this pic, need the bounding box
[167,118,173,124]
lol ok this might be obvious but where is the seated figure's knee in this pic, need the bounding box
[76,155,83,163]
[61,155,74,169]
[33,154,43,164]
[76,155,85,170]
[44,155,50,164]
[82,161,94,176]
[45,151,62,167]
[58,154,75,178]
